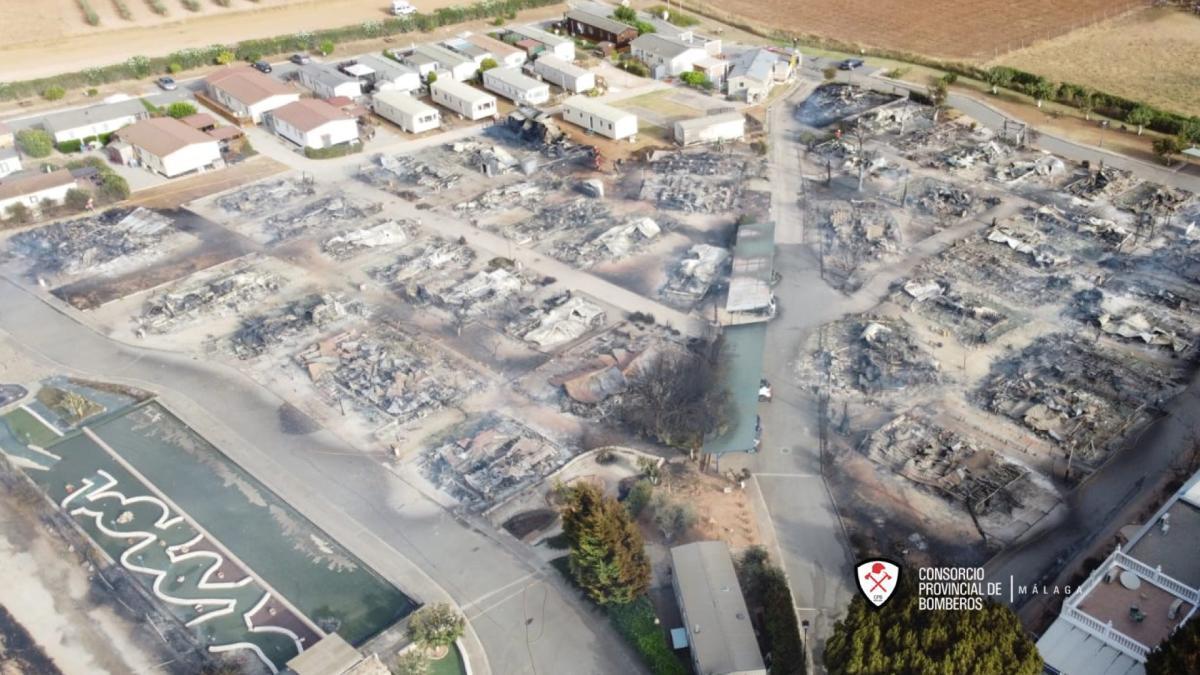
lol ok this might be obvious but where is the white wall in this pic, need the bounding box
[374,97,440,133]
[159,141,222,177]
[0,183,73,214]
[562,103,636,140]
[482,71,549,105]
[431,84,496,120]
[276,117,358,149]
[53,114,141,143]
[241,93,300,124]
[675,118,744,145]
[0,154,21,178]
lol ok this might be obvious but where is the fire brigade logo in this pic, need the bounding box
[856,559,901,607]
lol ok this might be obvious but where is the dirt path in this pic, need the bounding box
[0,0,554,82]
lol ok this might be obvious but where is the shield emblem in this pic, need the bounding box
[856,559,901,607]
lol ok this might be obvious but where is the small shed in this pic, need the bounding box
[674,111,746,146]
[373,91,441,133]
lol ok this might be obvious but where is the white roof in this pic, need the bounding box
[563,95,633,124]
[485,66,547,92]
[342,63,374,77]
[1037,620,1145,675]
[535,54,589,78]
[373,91,438,116]
[431,78,496,105]
[676,111,745,132]
[670,542,766,675]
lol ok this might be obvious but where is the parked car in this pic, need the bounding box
[392,0,417,15]
[838,58,864,70]
[290,53,312,65]
[253,60,273,73]
[156,76,177,91]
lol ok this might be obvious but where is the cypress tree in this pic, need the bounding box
[561,483,651,606]
[1146,617,1200,675]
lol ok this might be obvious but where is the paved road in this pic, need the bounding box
[0,276,647,675]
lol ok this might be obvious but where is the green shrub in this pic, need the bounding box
[303,141,362,159]
[78,0,101,25]
[679,71,710,89]
[479,57,498,72]
[56,139,84,153]
[622,479,653,517]
[145,0,167,14]
[99,173,131,202]
[181,0,200,11]
[65,188,93,211]
[86,87,99,96]
[42,86,66,101]
[5,203,32,224]
[166,101,197,118]
[140,98,161,114]
[619,59,649,78]
[112,0,133,20]
[608,598,687,675]
[738,547,806,675]
[16,129,54,158]
[215,50,235,65]
[214,0,231,6]
[319,39,335,55]
[168,62,183,74]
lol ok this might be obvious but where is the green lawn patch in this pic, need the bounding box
[2,408,60,447]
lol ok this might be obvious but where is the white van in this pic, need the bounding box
[392,1,417,16]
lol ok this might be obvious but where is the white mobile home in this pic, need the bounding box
[630,33,710,79]
[507,25,575,62]
[205,68,300,123]
[269,99,359,149]
[352,54,421,94]
[466,33,526,68]
[674,111,746,146]
[40,98,149,143]
[430,79,497,120]
[0,169,76,216]
[412,44,479,82]
[482,67,550,106]
[532,55,595,93]
[562,96,637,140]
[116,117,222,177]
[298,63,364,100]
[373,91,441,133]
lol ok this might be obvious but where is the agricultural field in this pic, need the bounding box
[0,0,473,81]
[997,6,1200,117]
[683,0,1143,60]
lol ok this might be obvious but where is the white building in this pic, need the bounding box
[533,55,595,93]
[727,48,795,103]
[269,99,359,149]
[205,68,300,124]
[630,33,713,79]
[466,33,526,68]
[0,147,21,178]
[410,44,478,82]
[373,91,441,133]
[507,24,575,62]
[1037,470,1200,675]
[0,169,76,215]
[40,98,149,143]
[346,55,421,94]
[116,117,222,178]
[297,63,364,100]
[674,111,746,146]
[562,96,637,140]
[482,67,550,106]
[430,79,497,120]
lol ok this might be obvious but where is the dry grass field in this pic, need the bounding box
[0,0,470,80]
[998,7,1200,117]
[677,0,1146,60]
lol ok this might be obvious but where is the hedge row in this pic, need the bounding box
[607,597,687,675]
[0,0,562,102]
[303,141,363,160]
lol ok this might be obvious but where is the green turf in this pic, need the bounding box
[428,644,468,675]
[2,408,60,447]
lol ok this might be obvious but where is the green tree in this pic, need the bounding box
[1153,135,1185,165]
[1127,105,1154,136]
[215,50,235,65]
[679,71,710,89]
[479,57,498,72]
[5,202,31,224]
[64,188,92,211]
[43,85,66,101]
[612,5,636,21]
[99,173,131,202]
[168,62,183,74]
[561,482,651,606]
[983,67,1010,95]
[615,338,731,450]
[16,129,54,158]
[426,70,439,84]
[622,479,653,517]
[1182,116,1200,145]
[319,39,335,56]
[1146,615,1200,675]
[406,603,464,651]
[394,649,430,675]
[738,547,805,675]
[166,101,198,118]
[928,77,949,123]
[1032,79,1057,109]
[825,576,1040,675]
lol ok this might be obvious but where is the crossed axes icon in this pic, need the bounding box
[864,564,893,592]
